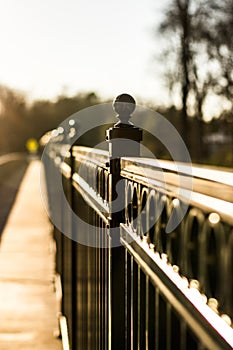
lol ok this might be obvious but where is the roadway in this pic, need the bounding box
[0,153,28,235]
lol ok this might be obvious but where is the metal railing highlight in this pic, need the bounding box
[42,94,233,350]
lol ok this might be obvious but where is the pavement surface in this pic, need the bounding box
[0,161,62,350]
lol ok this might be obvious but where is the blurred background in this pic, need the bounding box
[0,0,232,166]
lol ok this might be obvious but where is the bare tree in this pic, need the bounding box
[159,0,194,146]
[207,0,233,103]
[157,0,233,161]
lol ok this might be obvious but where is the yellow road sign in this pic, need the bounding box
[26,138,38,153]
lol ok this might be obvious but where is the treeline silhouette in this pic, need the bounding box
[155,0,233,166]
[0,85,100,154]
[0,84,231,166]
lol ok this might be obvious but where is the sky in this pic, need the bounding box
[0,0,170,105]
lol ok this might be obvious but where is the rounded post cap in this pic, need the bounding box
[113,93,136,127]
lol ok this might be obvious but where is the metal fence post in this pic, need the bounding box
[106,94,142,229]
[106,94,142,349]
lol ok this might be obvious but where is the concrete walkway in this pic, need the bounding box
[0,161,62,350]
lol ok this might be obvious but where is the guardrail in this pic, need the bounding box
[42,94,233,350]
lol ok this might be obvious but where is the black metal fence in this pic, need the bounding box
[42,95,233,350]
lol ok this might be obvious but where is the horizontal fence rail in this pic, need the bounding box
[42,94,233,350]
[120,157,233,350]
